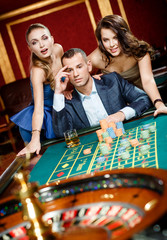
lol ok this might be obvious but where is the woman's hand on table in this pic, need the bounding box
[17,140,41,156]
[154,105,167,117]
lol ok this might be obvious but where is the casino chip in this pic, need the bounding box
[143,124,151,130]
[141,130,149,139]
[107,127,116,138]
[121,151,130,160]
[140,145,150,155]
[83,148,91,155]
[96,156,106,163]
[116,122,126,134]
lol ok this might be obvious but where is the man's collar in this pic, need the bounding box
[76,79,97,101]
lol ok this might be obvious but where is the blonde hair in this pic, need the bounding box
[26,23,54,89]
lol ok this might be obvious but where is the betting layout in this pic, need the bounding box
[46,121,157,184]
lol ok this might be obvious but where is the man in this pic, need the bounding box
[52,48,151,137]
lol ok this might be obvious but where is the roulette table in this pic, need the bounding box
[29,115,167,185]
[1,114,167,239]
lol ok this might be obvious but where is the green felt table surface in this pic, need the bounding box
[155,73,167,85]
[29,115,167,186]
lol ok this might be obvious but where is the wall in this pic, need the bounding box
[0,0,167,87]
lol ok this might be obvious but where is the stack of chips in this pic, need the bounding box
[120,138,130,148]
[117,146,126,156]
[149,125,156,132]
[140,144,150,155]
[96,156,106,163]
[102,131,110,139]
[105,136,113,144]
[115,128,123,137]
[121,151,130,160]
[98,119,125,139]
[96,119,126,155]
[108,121,117,131]
[116,122,126,134]
[99,119,109,130]
[96,129,104,142]
[117,139,131,160]
[141,130,149,139]
[143,123,156,133]
[99,143,110,155]
[107,127,116,138]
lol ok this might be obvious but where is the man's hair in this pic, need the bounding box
[61,48,87,65]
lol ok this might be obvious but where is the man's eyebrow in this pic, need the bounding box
[65,63,82,70]
[76,63,82,67]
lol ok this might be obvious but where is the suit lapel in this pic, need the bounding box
[71,90,90,127]
[95,79,114,115]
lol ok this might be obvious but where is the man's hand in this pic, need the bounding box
[54,66,70,94]
[106,111,125,123]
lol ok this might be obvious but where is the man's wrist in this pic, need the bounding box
[120,107,136,120]
[54,89,63,94]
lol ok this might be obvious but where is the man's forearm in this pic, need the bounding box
[53,93,65,112]
[119,106,136,120]
[52,94,69,137]
[52,108,70,138]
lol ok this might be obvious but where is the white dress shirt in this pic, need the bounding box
[53,79,136,126]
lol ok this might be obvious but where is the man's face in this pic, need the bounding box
[62,53,92,88]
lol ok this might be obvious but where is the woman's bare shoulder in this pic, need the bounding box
[54,43,64,56]
[88,48,104,68]
[88,47,102,59]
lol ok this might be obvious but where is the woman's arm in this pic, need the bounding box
[138,53,167,116]
[17,67,45,156]
[88,48,104,74]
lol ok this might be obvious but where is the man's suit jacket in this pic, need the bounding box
[52,72,152,137]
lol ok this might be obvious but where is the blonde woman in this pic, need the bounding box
[11,23,64,156]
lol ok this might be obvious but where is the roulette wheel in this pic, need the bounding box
[0,168,167,240]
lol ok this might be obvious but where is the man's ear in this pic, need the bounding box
[87,59,92,73]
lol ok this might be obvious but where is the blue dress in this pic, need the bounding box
[10,82,56,139]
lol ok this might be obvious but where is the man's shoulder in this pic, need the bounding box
[94,72,121,86]
[101,71,120,79]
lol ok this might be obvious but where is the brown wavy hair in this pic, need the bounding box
[95,15,154,67]
[26,23,54,89]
